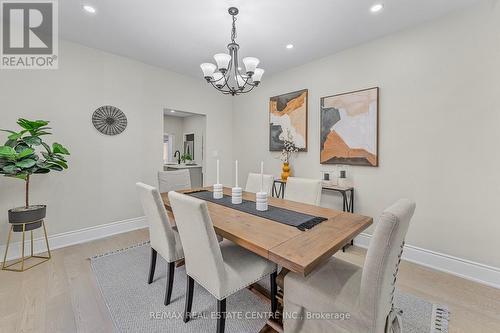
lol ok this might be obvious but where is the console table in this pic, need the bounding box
[272,179,287,199]
[322,184,354,214]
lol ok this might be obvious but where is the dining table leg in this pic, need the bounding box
[342,189,355,252]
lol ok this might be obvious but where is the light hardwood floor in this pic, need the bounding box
[1,228,499,333]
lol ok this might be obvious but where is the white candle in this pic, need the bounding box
[260,161,264,192]
[216,159,220,184]
[235,160,239,187]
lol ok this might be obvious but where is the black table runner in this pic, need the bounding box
[187,190,327,231]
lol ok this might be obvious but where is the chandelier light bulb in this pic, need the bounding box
[213,72,224,87]
[252,68,264,83]
[242,57,259,75]
[214,54,232,72]
[200,63,217,79]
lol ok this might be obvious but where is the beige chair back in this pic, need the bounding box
[158,170,191,193]
[284,177,322,206]
[359,199,416,332]
[136,183,179,262]
[168,191,227,296]
[245,172,275,195]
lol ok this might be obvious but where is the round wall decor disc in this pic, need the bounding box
[92,106,127,135]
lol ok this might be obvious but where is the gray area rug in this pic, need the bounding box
[90,243,450,333]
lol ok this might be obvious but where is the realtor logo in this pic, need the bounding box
[1,0,58,69]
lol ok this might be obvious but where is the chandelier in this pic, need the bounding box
[200,7,264,96]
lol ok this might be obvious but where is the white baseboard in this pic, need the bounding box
[354,233,500,290]
[3,218,499,290]
[1,216,147,262]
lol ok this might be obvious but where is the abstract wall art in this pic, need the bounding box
[320,87,379,166]
[269,89,308,151]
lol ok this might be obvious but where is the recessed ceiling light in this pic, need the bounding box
[286,44,294,49]
[170,110,175,113]
[83,5,96,14]
[237,67,242,71]
[370,3,384,13]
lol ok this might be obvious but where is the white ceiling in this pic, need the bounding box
[60,0,480,78]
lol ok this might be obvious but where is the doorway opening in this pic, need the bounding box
[163,108,207,187]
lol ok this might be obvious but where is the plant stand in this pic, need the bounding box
[2,219,51,272]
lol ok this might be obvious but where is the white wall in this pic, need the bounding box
[163,114,184,157]
[232,2,500,268]
[182,114,206,168]
[0,40,233,243]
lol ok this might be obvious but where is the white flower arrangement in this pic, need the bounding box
[280,130,299,163]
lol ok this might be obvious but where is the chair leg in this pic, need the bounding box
[164,262,175,305]
[216,298,226,333]
[270,271,278,316]
[183,275,194,323]
[148,248,157,284]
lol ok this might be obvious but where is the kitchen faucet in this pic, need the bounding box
[174,150,181,164]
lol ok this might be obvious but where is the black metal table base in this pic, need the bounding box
[272,180,286,199]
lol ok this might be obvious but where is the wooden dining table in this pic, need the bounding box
[161,186,372,277]
[162,186,372,332]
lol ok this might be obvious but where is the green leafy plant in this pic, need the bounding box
[0,118,70,208]
[181,153,192,163]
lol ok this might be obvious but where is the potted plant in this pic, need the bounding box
[279,130,299,181]
[0,118,70,231]
[181,153,193,164]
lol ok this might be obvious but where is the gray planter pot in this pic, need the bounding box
[8,205,46,232]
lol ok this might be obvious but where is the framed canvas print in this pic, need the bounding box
[320,87,379,166]
[269,89,308,151]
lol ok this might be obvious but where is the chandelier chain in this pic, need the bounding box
[201,7,262,96]
[231,16,237,43]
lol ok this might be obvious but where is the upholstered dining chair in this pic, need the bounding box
[284,177,322,206]
[136,182,184,306]
[158,170,191,193]
[245,172,275,195]
[283,199,416,333]
[168,191,278,333]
